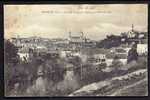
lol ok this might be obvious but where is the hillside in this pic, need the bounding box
[69,57,148,96]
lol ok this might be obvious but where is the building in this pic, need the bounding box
[68,31,96,48]
[68,31,86,44]
[137,44,148,56]
[122,24,147,44]
[17,52,29,62]
[106,47,128,66]
[126,24,137,38]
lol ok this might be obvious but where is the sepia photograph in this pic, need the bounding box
[4,4,148,96]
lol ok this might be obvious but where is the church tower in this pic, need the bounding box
[69,31,71,38]
[131,24,134,32]
[80,31,84,39]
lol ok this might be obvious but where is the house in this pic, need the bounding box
[106,47,128,66]
[91,54,106,65]
[137,44,148,55]
[17,52,29,62]
[59,50,72,58]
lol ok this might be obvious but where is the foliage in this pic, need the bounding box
[4,39,20,95]
[96,35,122,49]
[4,39,19,64]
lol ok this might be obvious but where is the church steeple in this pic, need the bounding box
[69,31,71,38]
[132,24,134,32]
[80,31,84,38]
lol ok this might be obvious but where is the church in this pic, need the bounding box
[68,31,86,44]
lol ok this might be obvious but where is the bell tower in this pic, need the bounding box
[132,24,134,32]
[80,31,84,39]
[69,31,71,38]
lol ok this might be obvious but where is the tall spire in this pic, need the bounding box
[80,31,84,38]
[132,24,134,32]
[69,31,71,38]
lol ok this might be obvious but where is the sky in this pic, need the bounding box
[4,4,148,40]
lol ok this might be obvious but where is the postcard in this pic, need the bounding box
[4,4,148,96]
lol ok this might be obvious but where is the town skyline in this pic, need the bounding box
[4,4,148,40]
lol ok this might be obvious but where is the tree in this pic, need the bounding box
[4,39,19,65]
[96,35,122,49]
[4,39,20,95]
[127,44,138,63]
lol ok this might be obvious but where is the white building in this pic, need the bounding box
[93,54,106,60]
[68,31,85,43]
[59,50,72,58]
[87,53,106,65]
[137,44,148,55]
[17,52,29,61]
[126,24,137,38]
